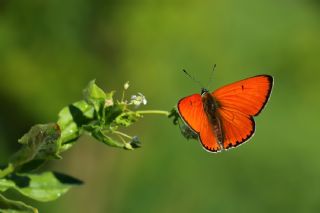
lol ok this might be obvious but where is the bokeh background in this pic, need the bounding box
[1,1,320,212]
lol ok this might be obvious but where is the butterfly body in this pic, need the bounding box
[178,75,273,153]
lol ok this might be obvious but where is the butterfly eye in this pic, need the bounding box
[201,88,208,95]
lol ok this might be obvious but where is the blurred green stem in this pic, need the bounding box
[136,110,170,116]
[121,90,125,103]
[0,164,14,178]
[113,130,132,139]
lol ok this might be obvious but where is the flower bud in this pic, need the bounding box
[124,81,130,90]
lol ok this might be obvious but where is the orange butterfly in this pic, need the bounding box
[177,74,273,152]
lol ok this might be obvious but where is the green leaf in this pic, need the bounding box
[114,111,142,127]
[58,101,94,128]
[57,100,95,152]
[0,194,38,213]
[58,143,75,153]
[83,80,107,100]
[104,103,126,126]
[18,160,47,173]
[83,125,124,148]
[0,178,15,192]
[58,116,78,143]
[6,172,82,202]
[83,80,109,116]
[10,124,61,168]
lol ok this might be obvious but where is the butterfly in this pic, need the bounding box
[177,74,273,152]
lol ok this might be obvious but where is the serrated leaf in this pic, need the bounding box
[0,194,38,213]
[10,124,61,168]
[5,172,83,202]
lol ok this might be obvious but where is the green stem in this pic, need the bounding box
[113,130,132,139]
[115,134,127,145]
[0,164,14,178]
[136,110,170,116]
[121,90,125,103]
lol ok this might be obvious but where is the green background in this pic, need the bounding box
[1,1,319,212]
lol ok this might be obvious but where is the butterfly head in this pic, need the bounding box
[201,88,209,96]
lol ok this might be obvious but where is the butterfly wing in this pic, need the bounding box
[177,94,221,152]
[213,75,273,149]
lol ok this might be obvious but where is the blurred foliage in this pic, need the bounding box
[1,0,320,213]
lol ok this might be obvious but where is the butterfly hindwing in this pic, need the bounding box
[213,75,273,149]
[217,107,255,149]
[198,119,221,152]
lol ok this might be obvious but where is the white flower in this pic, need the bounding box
[130,93,147,107]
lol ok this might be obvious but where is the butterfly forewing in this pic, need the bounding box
[213,75,273,116]
[213,75,273,149]
[177,94,205,132]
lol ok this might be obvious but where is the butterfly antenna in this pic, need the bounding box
[182,69,204,88]
[206,64,217,88]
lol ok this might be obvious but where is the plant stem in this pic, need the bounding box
[113,130,132,139]
[0,164,14,178]
[136,110,170,116]
[121,89,125,103]
[115,134,127,145]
